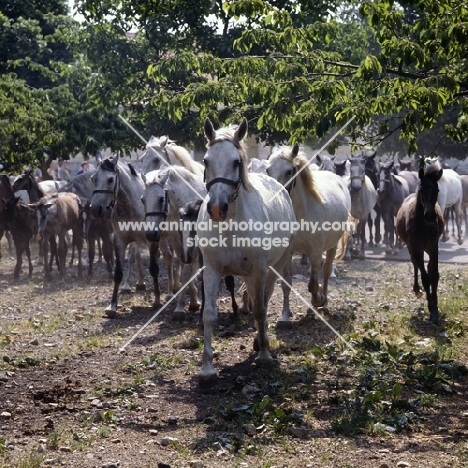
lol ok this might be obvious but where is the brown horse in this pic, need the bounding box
[396,162,444,324]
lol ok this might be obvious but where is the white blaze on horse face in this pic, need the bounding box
[204,140,241,221]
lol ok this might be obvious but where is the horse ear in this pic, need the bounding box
[160,136,169,148]
[141,172,147,184]
[437,168,443,180]
[128,163,138,177]
[158,170,170,188]
[204,118,216,142]
[234,117,248,142]
[316,154,322,164]
[292,143,300,157]
[418,168,424,180]
[179,206,187,217]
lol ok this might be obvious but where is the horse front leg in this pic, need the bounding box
[367,213,374,246]
[320,247,337,312]
[13,240,23,280]
[73,227,83,279]
[105,240,126,318]
[308,253,325,307]
[159,239,175,300]
[250,274,273,365]
[358,219,366,259]
[199,265,222,384]
[148,242,161,309]
[42,235,51,281]
[277,258,292,328]
[455,202,464,245]
[87,231,96,279]
[374,206,382,244]
[134,244,146,291]
[427,247,440,324]
[25,241,33,278]
[58,234,67,280]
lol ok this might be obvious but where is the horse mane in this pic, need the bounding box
[270,145,321,203]
[293,152,322,203]
[206,123,252,191]
[167,145,199,174]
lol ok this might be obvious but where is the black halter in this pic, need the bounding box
[204,160,242,203]
[145,190,169,218]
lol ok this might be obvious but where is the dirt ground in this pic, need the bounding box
[0,241,468,468]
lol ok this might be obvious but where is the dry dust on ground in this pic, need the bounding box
[0,243,467,468]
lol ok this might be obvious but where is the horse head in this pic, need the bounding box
[349,155,366,192]
[90,155,119,220]
[266,143,299,191]
[203,117,248,221]
[418,165,443,222]
[378,160,394,195]
[179,199,203,264]
[141,170,169,243]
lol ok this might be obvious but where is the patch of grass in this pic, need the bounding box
[143,353,184,379]
[329,334,468,436]
[0,453,44,468]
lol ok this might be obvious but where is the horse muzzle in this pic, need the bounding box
[207,195,229,222]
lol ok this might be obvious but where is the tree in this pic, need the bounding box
[76,0,468,156]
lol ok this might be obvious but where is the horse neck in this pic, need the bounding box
[288,176,309,218]
[115,166,145,220]
[28,178,44,202]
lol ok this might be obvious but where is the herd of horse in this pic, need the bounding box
[0,117,466,383]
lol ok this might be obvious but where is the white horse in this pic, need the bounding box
[343,155,378,260]
[142,166,206,319]
[437,167,464,244]
[140,135,204,177]
[198,117,296,383]
[266,143,351,318]
[90,155,161,317]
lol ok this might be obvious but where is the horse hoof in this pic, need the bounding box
[429,314,439,325]
[415,291,423,299]
[173,311,186,321]
[165,293,174,301]
[276,320,293,330]
[312,293,326,308]
[198,369,218,386]
[188,302,201,312]
[135,283,146,291]
[317,306,330,314]
[238,307,250,314]
[458,238,464,246]
[152,301,162,310]
[103,308,117,319]
[255,356,277,368]
[120,286,132,294]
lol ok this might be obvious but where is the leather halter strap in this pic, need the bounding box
[205,177,239,191]
[92,189,115,195]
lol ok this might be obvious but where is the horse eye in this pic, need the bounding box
[286,170,292,176]
[141,197,145,204]
[108,177,114,184]
[160,196,165,204]
[203,159,208,166]
[233,160,240,168]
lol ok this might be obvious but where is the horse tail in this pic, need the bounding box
[334,214,356,262]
